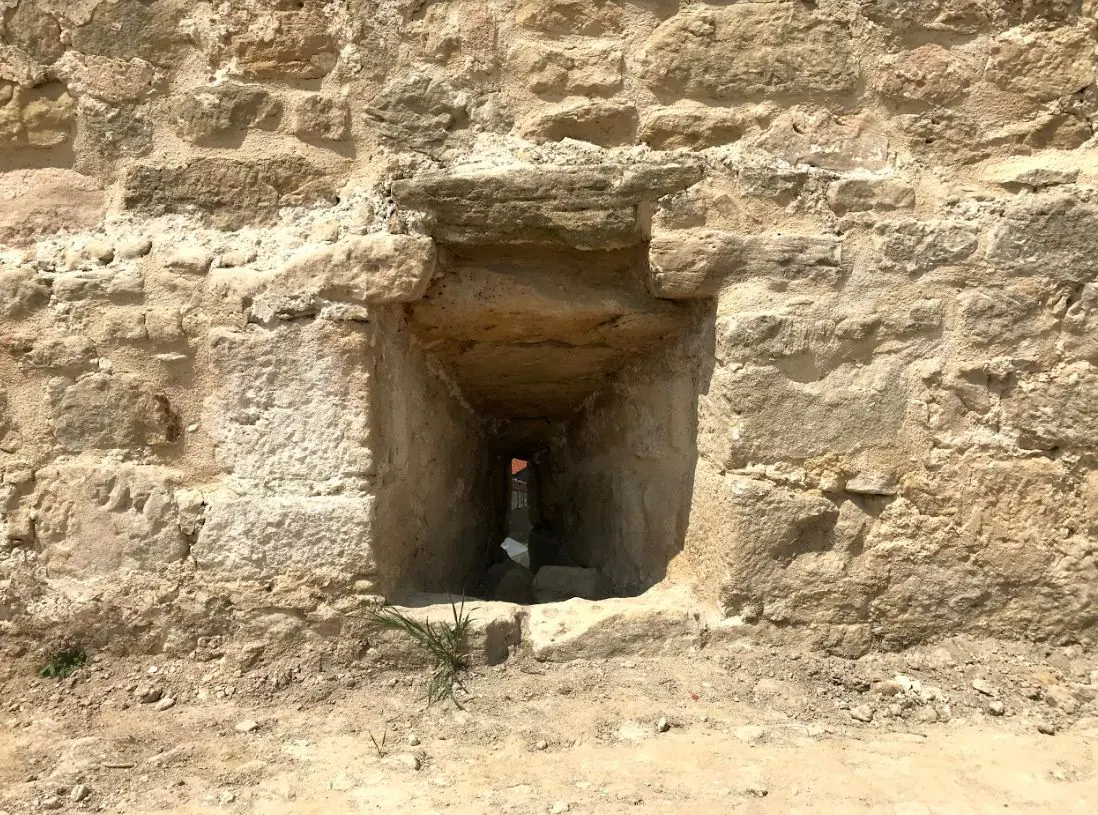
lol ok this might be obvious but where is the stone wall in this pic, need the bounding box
[1,0,1097,657]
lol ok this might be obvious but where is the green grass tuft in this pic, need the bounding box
[367,597,473,708]
[39,648,87,679]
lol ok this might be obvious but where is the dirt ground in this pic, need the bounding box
[2,633,1097,814]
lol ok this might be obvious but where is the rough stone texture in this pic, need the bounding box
[642,4,858,101]
[273,235,437,305]
[0,0,1096,661]
[33,462,194,577]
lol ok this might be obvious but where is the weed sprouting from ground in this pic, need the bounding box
[367,597,473,708]
[39,648,87,679]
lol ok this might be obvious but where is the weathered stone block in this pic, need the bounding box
[273,234,436,304]
[519,101,637,147]
[364,74,471,150]
[2,0,64,63]
[648,229,842,298]
[639,105,750,150]
[876,219,979,276]
[872,45,976,106]
[50,53,163,105]
[987,194,1098,283]
[208,0,337,79]
[74,99,153,163]
[0,267,50,318]
[204,323,375,494]
[49,373,179,451]
[193,496,376,584]
[174,84,282,144]
[858,0,992,32]
[291,93,350,141]
[986,25,1094,102]
[642,4,857,100]
[509,40,623,97]
[70,0,188,66]
[827,177,916,214]
[34,462,193,576]
[0,81,73,147]
[685,471,840,615]
[1003,364,1098,452]
[0,169,105,246]
[392,162,703,249]
[700,356,910,466]
[121,156,342,229]
[515,0,625,35]
[751,110,890,172]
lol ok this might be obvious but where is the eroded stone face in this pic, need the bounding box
[642,4,858,100]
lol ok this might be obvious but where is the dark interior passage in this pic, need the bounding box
[404,243,711,605]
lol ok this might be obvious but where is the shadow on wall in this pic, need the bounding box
[537,300,716,596]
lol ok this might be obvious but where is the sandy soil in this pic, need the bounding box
[2,634,1096,814]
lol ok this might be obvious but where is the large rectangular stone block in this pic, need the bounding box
[203,322,376,495]
[193,496,376,585]
[33,462,194,577]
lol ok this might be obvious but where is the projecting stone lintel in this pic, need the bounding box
[647,228,843,299]
[391,162,705,250]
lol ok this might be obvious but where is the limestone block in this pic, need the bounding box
[857,0,992,32]
[687,473,839,611]
[827,178,916,214]
[364,74,471,150]
[987,194,1098,284]
[700,356,910,466]
[986,26,1095,102]
[648,229,842,298]
[532,566,607,603]
[519,101,638,147]
[0,169,105,246]
[642,4,857,100]
[858,0,1081,32]
[121,156,342,229]
[0,81,73,147]
[392,162,703,249]
[872,45,976,106]
[0,267,50,318]
[207,0,337,79]
[50,53,163,105]
[70,0,189,67]
[1003,364,1098,452]
[74,98,154,164]
[204,323,374,494]
[957,284,1058,350]
[714,311,897,375]
[24,332,97,370]
[750,110,890,172]
[33,462,193,577]
[981,156,1081,190]
[515,0,625,35]
[174,85,282,144]
[193,496,376,584]
[1063,284,1098,362]
[524,588,705,661]
[49,373,179,452]
[2,0,64,63]
[509,40,624,97]
[291,93,350,141]
[875,219,979,276]
[639,105,751,150]
[273,234,437,304]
